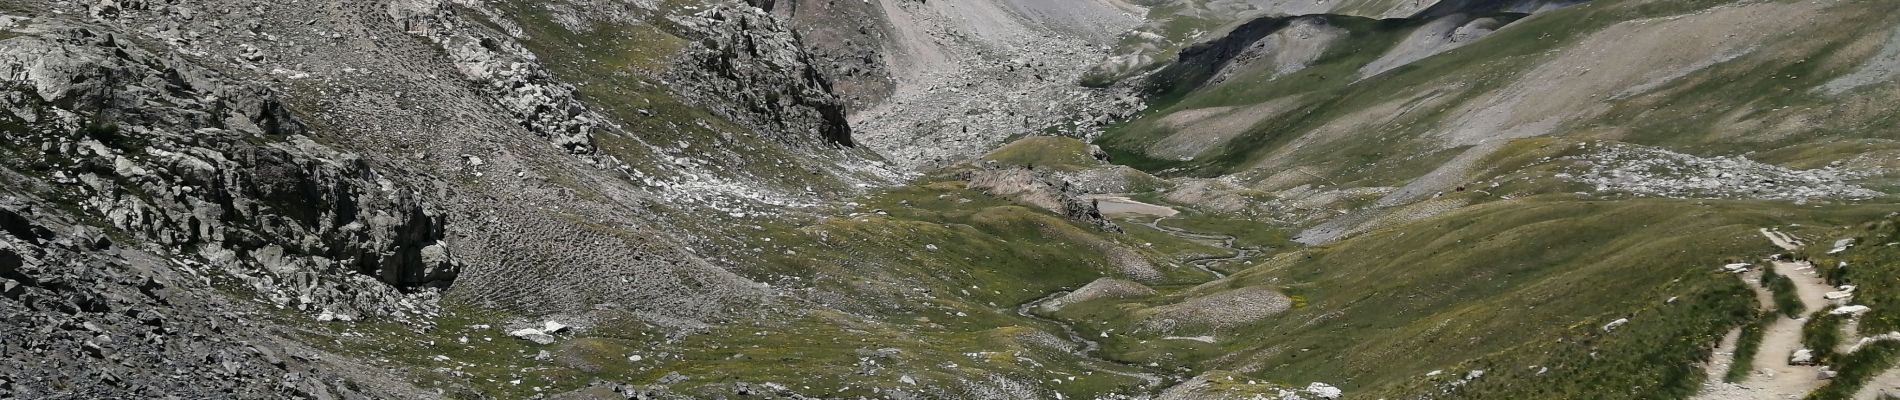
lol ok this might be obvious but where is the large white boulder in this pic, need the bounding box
[509,328,555,345]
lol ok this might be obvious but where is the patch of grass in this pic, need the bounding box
[1762,269,1807,318]
[1726,312,1775,383]
[287,304,670,399]
[1045,196,1898,398]
[639,178,1247,396]
[979,136,1101,171]
[1154,212,1291,250]
[1803,312,1846,362]
[1809,216,1900,334]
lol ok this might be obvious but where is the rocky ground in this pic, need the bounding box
[0,0,901,397]
[9,0,1900,398]
[1561,142,1884,202]
[841,0,1148,170]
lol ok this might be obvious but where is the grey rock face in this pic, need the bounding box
[755,0,897,110]
[667,6,854,148]
[0,199,434,399]
[394,3,602,154]
[0,20,457,316]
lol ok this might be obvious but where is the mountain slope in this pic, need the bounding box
[7,0,1900,398]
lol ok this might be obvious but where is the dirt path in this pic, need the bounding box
[1692,231,1832,399]
[1761,228,1806,251]
[1857,368,1900,400]
[1700,328,1745,385]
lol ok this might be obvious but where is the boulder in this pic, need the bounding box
[1830,238,1856,254]
[0,246,21,277]
[1602,318,1629,332]
[510,328,555,345]
[1791,349,1815,365]
[1305,382,1342,399]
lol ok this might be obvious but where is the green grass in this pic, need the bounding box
[286,304,671,399]
[978,136,1102,171]
[578,177,1243,396]
[1808,216,1900,335]
[1096,0,1900,189]
[1038,195,1898,398]
[1726,312,1776,383]
[1154,212,1290,250]
[1117,217,1237,264]
[1762,269,1807,318]
[652,181,1234,396]
[1803,312,1846,362]
[294,174,1234,397]
[1791,213,1900,399]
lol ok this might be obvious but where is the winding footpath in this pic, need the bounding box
[1694,230,1835,399]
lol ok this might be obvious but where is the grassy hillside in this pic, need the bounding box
[1045,197,1899,398]
[1798,216,1900,398]
[288,155,1246,397]
[242,0,1900,398]
[1100,0,1900,190]
[478,0,888,197]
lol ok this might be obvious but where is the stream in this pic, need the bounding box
[1011,195,1270,390]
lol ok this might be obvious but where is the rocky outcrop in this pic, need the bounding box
[0,200,387,398]
[751,0,898,109]
[0,20,457,319]
[668,6,854,148]
[393,2,602,154]
[961,166,1120,232]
